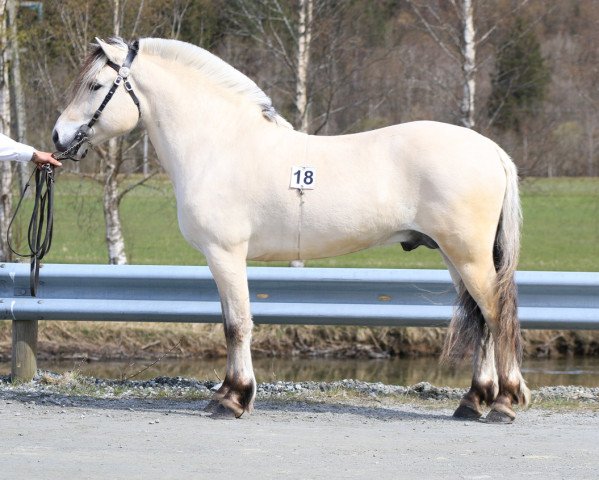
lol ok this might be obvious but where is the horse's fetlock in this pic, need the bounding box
[218,375,256,415]
[475,381,497,406]
[516,381,531,408]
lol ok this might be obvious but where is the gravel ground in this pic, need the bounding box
[1,374,598,479]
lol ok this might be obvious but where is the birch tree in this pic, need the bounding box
[407,0,530,130]
[407,0,481,128]
[7,0,29,192]
[295,0,312,132]
[0,0,13,261]
[101,0,128,265]
[460,0,475,129]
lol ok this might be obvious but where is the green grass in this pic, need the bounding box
[9,175,599,271]
[519,177,599,271]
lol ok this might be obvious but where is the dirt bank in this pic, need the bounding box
[1,321,598,361]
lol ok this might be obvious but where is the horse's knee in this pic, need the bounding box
[224,317,253,346]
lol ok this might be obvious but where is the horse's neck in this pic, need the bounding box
[136,58,279,185]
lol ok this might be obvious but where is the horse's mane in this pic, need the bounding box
[74,37,292,128]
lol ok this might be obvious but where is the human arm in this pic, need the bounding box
[0,133,62,167]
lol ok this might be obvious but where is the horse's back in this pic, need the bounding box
[307,120,507,177]
[304,120,508,215]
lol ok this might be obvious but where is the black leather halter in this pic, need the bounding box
[55,40,141,161]
[90,40,142,128]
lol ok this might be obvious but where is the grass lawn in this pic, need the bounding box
[8,175,599,271]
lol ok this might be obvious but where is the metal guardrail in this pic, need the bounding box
[1,263,598,329]
[2,262,598,381]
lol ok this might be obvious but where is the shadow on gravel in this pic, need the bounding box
[256,400,450,421]
[1,390,451,422]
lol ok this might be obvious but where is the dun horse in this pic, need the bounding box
[53,38,530,422]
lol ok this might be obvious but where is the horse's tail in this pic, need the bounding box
[442,147,523,374]
[492,148,526,397]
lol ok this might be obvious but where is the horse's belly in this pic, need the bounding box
[247,183,411,261]
[301,234,391,260]
[248,238,369,262]
[247,216,404,261]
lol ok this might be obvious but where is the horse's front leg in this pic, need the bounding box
[205,245,256,417]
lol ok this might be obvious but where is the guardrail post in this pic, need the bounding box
[11,320,38,381]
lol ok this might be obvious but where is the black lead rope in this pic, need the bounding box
[7,164,55,297]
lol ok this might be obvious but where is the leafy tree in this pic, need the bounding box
[487,16,550,131]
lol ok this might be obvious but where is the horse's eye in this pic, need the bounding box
[89,83,103,92]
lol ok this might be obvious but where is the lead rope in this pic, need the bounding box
[7,163,55,296]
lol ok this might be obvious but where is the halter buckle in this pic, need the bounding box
[114,76,123,86]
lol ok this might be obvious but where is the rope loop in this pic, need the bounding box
[7,164,55,296]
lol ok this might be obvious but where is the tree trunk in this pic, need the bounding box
[0,0,14,262]
[295,0,313,133]
[460,0,476,129]
[113,0,120,36]
[7,0,27,194]
[99,0,127,265]
[102,139,127,265]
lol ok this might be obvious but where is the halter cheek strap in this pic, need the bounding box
[87,39,141,129]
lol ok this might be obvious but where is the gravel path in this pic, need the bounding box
[1,375,598,479]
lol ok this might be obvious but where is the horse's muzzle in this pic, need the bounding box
[52,125,91,161]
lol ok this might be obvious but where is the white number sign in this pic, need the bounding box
[290,166,316,190]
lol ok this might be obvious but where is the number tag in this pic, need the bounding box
[290,166,316,190]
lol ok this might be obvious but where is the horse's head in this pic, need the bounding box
[53,38,142,160]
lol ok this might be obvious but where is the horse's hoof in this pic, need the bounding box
[483,408,515,424]
[220,396,246,418]
[453,403,482,420]
[204,397,248,418]
[203,400,220,413]
[208,402,239,419]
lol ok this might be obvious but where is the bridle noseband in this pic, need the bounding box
[55,40,142,161]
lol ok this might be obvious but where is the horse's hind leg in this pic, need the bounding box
[204,245,256,417]
[441,244,529,422]
[454,319,498,420]
[441,253,498,419]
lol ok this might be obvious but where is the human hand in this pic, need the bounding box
[32,151,62,168]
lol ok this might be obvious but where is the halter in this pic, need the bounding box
[55,40,142,161]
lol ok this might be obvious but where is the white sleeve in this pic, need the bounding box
[0,132,35,163]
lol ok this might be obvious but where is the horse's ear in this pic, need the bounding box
[95,37,124,64]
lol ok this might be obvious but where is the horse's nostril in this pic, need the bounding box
[52,129,59,149]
